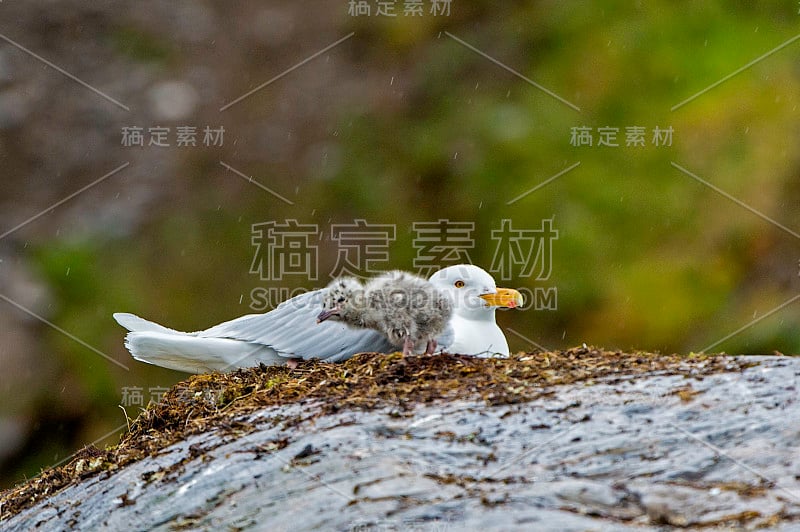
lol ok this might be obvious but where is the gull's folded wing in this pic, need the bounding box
[198,289,397,362]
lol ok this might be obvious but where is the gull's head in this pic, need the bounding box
[429,264,523,320]
[317,277,364,323]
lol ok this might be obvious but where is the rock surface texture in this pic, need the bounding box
[2,352,799,531]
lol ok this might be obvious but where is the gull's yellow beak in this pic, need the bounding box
[479,288,524,309]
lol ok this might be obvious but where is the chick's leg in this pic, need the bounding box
[425,339,437,355]
[402,337,415,356]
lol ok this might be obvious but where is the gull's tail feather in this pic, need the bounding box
[113,313,185,335]
[115,313,286,373]
[124,332,285,373]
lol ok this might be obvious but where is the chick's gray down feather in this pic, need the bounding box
[320,270,453,353]
[365,270,452,349]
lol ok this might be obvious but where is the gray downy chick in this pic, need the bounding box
[366,270,453,355]
[318,271,452,356]
[317,277,369,327]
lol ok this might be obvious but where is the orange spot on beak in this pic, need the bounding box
[479,288,524,309]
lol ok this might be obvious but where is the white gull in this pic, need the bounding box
[113,264,523,373]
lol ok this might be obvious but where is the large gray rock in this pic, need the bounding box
[3,355,800,531]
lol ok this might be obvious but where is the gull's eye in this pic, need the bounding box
[454,280,465,288]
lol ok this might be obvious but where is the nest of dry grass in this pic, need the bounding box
[0,347,756,519]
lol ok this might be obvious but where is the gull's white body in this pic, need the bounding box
[445,313,509,357]
[114,264,519,373]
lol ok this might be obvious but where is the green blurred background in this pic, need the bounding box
[0,0,798,487]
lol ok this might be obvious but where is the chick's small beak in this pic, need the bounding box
[316,309,338,323]
[479,288,524,309]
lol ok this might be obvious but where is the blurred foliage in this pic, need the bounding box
[5,0,800,486]
[109,26,173,64]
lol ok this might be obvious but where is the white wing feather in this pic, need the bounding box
[115,288,457,372]
[199,289,398,361]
